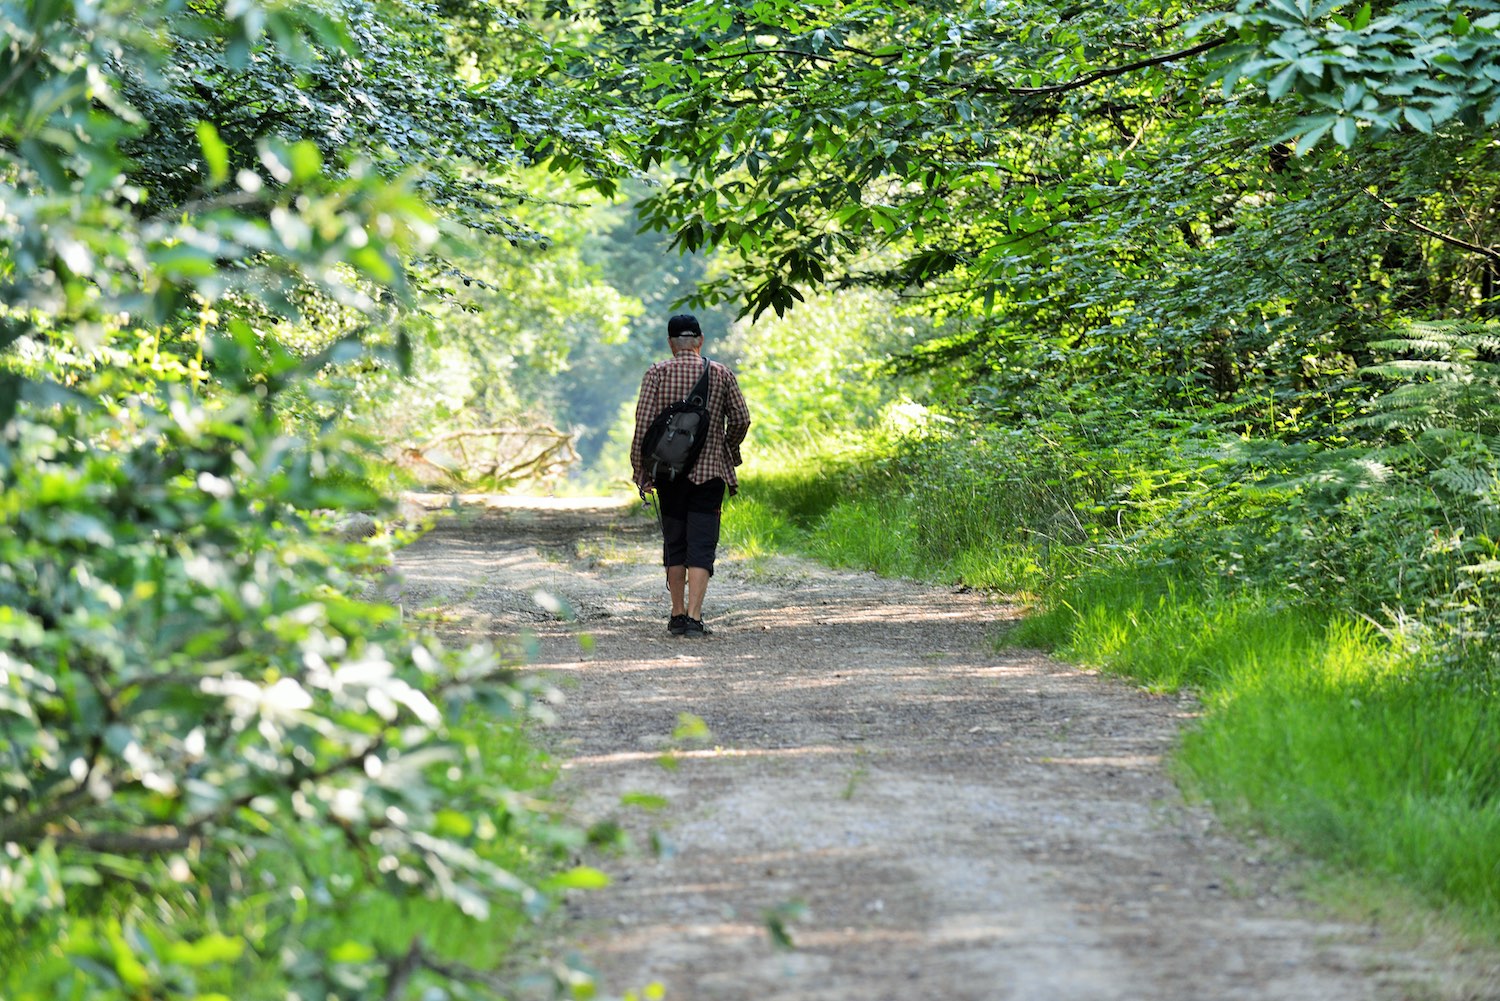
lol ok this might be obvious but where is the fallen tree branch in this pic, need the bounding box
[398,424,579,488]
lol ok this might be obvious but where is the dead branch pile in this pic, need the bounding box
[396,425,578,489]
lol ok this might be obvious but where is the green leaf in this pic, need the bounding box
[1425,95,1462,124]
[289,140,323,183]
[1332,115,1357,146]
[163,933,246,967]
[1267,0,1306,23]
[1403,106,1433,133]
[763,900,806,951]
[394,327,413,375]
[1309,0,1344,21]
[0,372,20,427]
[545,866,612,890]
[1293,114,1337,151]
[620,792,669,811]
[154,243,220,278]
[350,246,396,284]
[1267,64,1300,101]
[196,122,230,186]
[328,941,377,963]
[1185,11,1227,38]
[19,139,67,191]
[434,809,475,837]
[672,712,711,742]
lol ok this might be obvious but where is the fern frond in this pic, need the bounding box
[1356,320,1500,442]
[1416,427,1472,445]
[1430,465,1497,498]
[1348,412,1409,431]
[1365,360,1463,378]
[1369,337,1457,356]
[1245,453,1391,496]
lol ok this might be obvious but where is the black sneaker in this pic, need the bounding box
[682,617,712,637]
[668,614,690,636]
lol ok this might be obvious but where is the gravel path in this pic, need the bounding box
[392,496,1494,1001]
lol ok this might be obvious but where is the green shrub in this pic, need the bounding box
[0,357,576,1000]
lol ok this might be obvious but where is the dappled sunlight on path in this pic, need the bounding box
[392,497,1472,1001]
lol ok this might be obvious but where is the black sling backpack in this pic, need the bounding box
[641,358,713,485]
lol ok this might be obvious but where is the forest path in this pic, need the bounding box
[392,496,1483,1001]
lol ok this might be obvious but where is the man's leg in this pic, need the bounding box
[681,479,726,631]
[686,566,710,620]
[667,564,688,616]
[658,481,691,631]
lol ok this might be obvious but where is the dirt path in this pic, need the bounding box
[392,497,1493,1001]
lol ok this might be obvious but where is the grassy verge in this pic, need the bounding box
[1019,573,1500,929]
[727,441,1500,938]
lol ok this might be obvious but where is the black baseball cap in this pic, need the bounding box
[667,313,702,338]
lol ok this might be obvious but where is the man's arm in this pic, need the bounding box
[722,369,750,467]
[630,367,660,489]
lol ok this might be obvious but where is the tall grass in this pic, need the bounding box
[726,433,1060,594]
[720,496,790,561]
[1188,639,1500,923]
[739,432,1500,936]
[1024,568,1500,923]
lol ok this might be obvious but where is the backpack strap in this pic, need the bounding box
[684,357,712,406]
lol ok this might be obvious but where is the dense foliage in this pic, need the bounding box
[0,339,579,1000]
[0,0,618,996]
[7,0,1500,985]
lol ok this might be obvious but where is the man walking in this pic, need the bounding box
[631,314,751,637]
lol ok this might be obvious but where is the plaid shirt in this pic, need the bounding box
[631,350,751,494]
